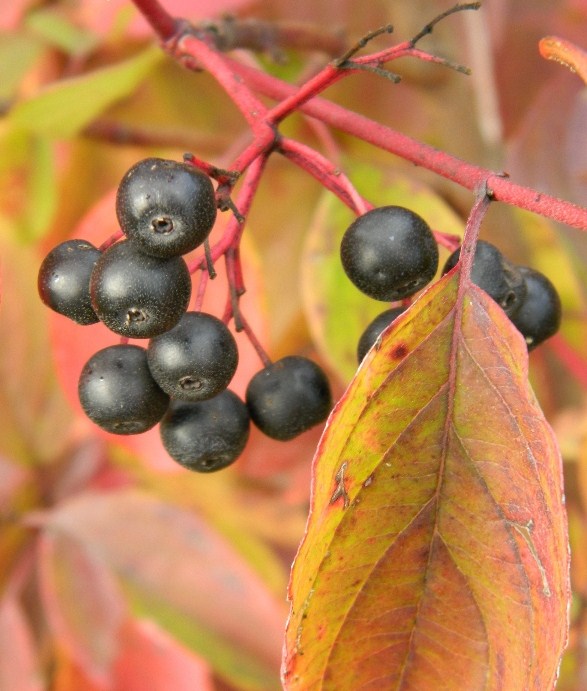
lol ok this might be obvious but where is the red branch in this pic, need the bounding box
[224,59,587,231]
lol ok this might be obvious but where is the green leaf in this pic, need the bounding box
[0,230,73,465]
[0,34,44,103]
[285,271,569,689]
[25,8,99,56]
[301,166,464,382]
[8,46,164,138]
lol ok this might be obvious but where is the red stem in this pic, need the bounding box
[279,137,370,214]
[177,35,271,135]
[130,0,177,41]
[226,58,587,231]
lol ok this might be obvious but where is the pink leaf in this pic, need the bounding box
[37,530,126,685]
[46,489,286,674]
[0,597,42,691]
[70,0,256,39]
[112,618,214,691]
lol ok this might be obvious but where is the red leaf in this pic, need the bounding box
[46,489,286,673]
[112,618,214,691]
[37,529,126,685]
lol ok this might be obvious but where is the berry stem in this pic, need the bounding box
[99,230,123,251]
[280,138,371,214]
[193,268,209,312]
[237,309,273,368]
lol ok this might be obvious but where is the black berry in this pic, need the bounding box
[160,391,250,472]
[38,239,101,325]
[78,344,169,434]
[510,267,562,350]
[340,206,439,301]
[90,239,191,338]
[116,157,217,258]
[246,356,332,441]
[443,240,527,316]
[357,306,406,362]
[147,311,238,400]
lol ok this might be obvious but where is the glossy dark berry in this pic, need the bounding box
[160,391,250,472]
[116,157,217,258]
[78,344,169,434]
[147,312,238,400]
[340,206,439,301]
[357,306,406,362]
[509,267,562,350]
[443,240,527,316]
[38,239,101,325]
[245,356,332,441]
[90,239,191,338]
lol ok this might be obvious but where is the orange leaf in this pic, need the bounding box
[283,272,569,689]
[539,36,587,84]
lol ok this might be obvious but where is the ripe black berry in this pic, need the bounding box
[340,206,439,301]
[357,306,406,362]
[443,240,527,316]
[147,311,238,400]
[245,356,332,441]
[78,344,169,434]
[90,239,191,338]
[160,391,250,472]
[509,267,562,350]
[38,239,101,325]
[116,157,217,258]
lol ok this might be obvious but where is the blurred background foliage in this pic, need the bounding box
[1,0,587,688]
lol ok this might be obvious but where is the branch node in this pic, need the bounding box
[333,24,393,66]
[338,60,401,83]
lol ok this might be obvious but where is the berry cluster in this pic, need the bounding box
[340,206,562,359]
[38,157,332,472]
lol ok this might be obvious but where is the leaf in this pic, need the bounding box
[69,0,257,39]
[47,489,285,690]
[0,455,38,594]
[0,597,42,691]
[112,618,214,691]
[25,8,99,56]
[0,34,44,102]
[283,271,569,689]
[301,169,464,383]
[8,47,164,138]
[0,229,73,465]
[37,530,126,684]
